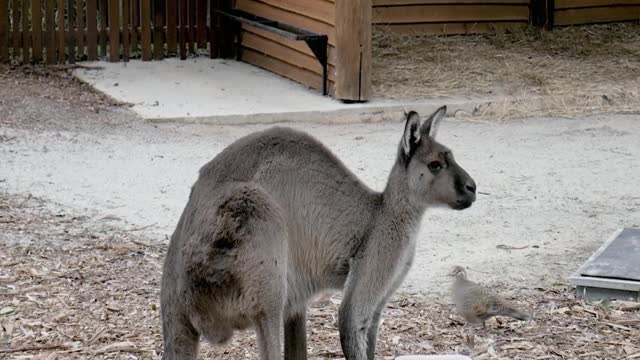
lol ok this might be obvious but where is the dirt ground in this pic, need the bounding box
[2,193,639,359]
[373,24,640,118]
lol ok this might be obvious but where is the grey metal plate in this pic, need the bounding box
[580,228,640,281]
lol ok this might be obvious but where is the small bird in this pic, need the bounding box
[450,266,531,329]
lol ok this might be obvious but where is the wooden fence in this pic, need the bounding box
[0,0,232,64]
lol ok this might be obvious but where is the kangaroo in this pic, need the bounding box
[160,106,476,360]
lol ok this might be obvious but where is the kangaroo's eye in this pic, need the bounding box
[427,161,443,172]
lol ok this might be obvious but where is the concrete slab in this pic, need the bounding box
[73,58,498,124]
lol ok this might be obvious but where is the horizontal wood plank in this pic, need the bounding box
[235,0,336,45]
[555,0,640,10]
[243,24,337,65]
[375,21,527,34]
[373,4,529,24]
[374,0,528,5]
[241,30,336,80]
[254,0,335,25]
[242,47,335,93]
[555,5,640,25]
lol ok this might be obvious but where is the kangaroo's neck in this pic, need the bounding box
[379,162,426,232]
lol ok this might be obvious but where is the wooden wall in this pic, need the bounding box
[554,0,640,26]
[372,0,530,34]
[235,0,337,95]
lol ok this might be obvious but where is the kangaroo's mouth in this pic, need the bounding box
[452,199,474,210]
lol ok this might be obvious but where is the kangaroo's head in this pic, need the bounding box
[398,106,476,210]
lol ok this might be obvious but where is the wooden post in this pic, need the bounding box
[208,0,216,58]
[196,0,205,48]
[45,0,55,63]
[22,0,29,63]
[11,0,19,61]
[141,0,151,60]
[123,0,130,60]
[0,0,7,63]
[108,0,119,61]
[530,0,554,30]
[131,0,139,55]
[167,0,177,53]
[153,0,164,59]
[99,0,107,57]
[335,0,371,102]
[178,0,187,59]
[67,0,76,63]
[76,0,84,58]
[87,0,97,60]
[217,0,232,58]
[32,0,42,62]
[57,0,65,62]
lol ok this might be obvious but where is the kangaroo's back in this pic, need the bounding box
[194,127,382,296]
[198,126,376,204]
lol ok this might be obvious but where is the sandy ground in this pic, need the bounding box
[1,66,639,296]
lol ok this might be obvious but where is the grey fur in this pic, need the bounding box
[160,106,476,360]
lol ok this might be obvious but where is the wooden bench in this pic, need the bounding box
[216,9,329,96]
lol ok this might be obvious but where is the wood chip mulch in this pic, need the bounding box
[1,194,639,359]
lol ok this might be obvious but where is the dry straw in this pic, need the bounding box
[373,23,640,119]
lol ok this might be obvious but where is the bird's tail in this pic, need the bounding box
[501,307,531,321]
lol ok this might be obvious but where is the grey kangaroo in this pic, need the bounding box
[161,106,476,360]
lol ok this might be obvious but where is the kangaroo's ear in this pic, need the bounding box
[402,111,422,157]
[420,105,447,139]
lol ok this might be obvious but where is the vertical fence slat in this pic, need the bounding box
[122,0,129,60]
[0,0,8,62]
[208,0,216,58]
[87,0,96,59]
[57,0,64,62]
[76,0,83,58]
[11,0,18,60]
[32,0,42,61]
[166,0,176,53]
[218,0,232,58]
[108,0,118,61]
[67,0,75,63]
[140,0,150,60]
[99,0,106,57]
[45,0,54,63]
[187,0,194,53]
[131,0,138,54]
[152,0,163,59]
[21,0,29,62]
[196,0,204,48]
[178,0,185,59]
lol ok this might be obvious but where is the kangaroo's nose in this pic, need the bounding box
[465,181,476,194]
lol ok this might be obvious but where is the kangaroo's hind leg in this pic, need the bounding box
[255,312,283,360]
[284,312,307,360]
[161,309,199,360]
